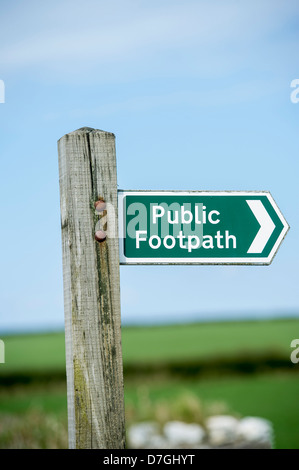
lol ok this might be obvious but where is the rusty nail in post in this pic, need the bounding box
[95,230,106,242]
[94,199,107,213]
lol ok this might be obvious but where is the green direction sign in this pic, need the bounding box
[118,191,289,265]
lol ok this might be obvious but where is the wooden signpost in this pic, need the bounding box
[58,128,125,449]
[58,127,289,449]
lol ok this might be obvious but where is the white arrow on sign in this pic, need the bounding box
[246,200,276,254]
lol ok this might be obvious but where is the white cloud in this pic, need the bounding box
[0,0,298,81]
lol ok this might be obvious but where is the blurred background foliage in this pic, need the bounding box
[0,317,298,448]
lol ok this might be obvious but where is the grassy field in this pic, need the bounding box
[1,317,298,372]
[0,318,298,448]
[125,373,299,449]
[0,373,298,448]
[122,318,299,363]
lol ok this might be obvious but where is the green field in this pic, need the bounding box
[125,373,299,449]
[0,318,299,449]
[0,373,298,448]
[1,318,298,372]
[122,318,298,363]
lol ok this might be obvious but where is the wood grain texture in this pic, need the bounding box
[58,127,125,449]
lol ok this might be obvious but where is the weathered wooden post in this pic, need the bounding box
[58,127,126,449]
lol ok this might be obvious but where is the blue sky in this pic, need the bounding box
[0,0,298,331]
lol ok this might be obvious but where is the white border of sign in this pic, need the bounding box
[118,190,289,265]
